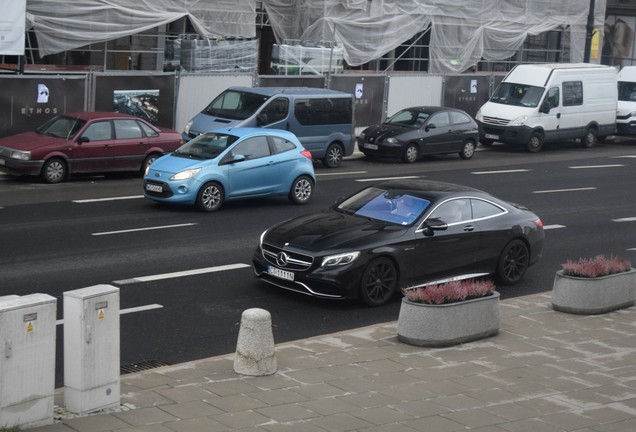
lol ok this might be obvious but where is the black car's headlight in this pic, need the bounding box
[321,252,360,267]
[259,230,268,246]
[384,137,398,144]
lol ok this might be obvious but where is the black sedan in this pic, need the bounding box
[357,106,479,163]
[253,180,544,307]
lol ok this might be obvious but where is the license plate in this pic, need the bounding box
[364,143,378,150]
[145,183,162,193]
[484,134,499,140]
[268,265,294,281]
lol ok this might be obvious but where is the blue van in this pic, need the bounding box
[182,86,354,167]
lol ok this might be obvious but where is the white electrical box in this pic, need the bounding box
[64,284,120,414]
[0,293,57,429]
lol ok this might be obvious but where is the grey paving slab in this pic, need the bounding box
[17,296,636,432]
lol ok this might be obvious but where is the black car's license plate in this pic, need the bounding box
[268,265,294,281]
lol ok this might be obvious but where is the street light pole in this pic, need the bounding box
[584,0,596,63]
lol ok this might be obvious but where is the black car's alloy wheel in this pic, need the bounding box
[495,239,529,285]
[402,143,419,163]
[360,257,398,306]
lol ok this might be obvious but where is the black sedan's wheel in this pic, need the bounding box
[495,239,529,285]
[323,143,343,168]
[459,140,476,159]
[41,158,67,184]
[527,132,544,153]
[360,257,398,307]
[288,175,313,204]
[402,143,419,163]
[196,181,224,212]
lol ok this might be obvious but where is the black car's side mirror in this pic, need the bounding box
[425,123,436,132]
[421,218,448,237]
[77,136,90,144]
[539,101,551,114]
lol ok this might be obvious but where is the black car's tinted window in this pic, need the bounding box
[428,112,450,128]
[471,199,505,219]
[271,136,296,154]
[428,199,472,224]
[82,121,112,141]
[450,111,472,125]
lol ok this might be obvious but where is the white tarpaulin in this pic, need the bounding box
[261,0,608,73]
[0,0,26,55]
[24,0,606,72]
[26,0,257,57]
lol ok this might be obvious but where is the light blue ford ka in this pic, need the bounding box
[143,127,316,211]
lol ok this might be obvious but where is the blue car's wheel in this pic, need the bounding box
[289,175,313,204]
[196,181,224,212]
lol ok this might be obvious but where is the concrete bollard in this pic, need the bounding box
[233,308,277,376]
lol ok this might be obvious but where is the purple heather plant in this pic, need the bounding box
[402,279,495,305]
[561,255,632,278]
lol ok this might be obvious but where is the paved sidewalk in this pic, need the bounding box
[29,292,636,432]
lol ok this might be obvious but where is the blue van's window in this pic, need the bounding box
[294,97,352,126]
[260,97,289,125]
[203,89,269,121]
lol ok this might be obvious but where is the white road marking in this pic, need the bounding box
[73,195,144,203]
[533,187,596,194]
[317,171,367,177]
[543,224,566,230]
[611,155,636,158]
[356,176,420,182]
[92,223,197,236]
[113,263,250,284]
[471,169,530,174]
[613,217,636,222]
[569,164,625,169]
[56,303,163,325]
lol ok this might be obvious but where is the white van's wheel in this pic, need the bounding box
[582,128,597,148]
[526,132,544,153]
[323,144,343,168]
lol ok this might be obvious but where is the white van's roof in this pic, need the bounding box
[505,63,615,87]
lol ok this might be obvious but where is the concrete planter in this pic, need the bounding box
[397,291,500,347]
[551,268,636,315]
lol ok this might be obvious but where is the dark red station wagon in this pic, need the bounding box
[0,112,183,183]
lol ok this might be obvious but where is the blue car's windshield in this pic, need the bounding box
[337,187,431,226]
[489,82,545,108]
[173,132,238,160]
[203,89,269,120]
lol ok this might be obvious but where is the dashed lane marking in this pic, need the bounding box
[73,195,143,203]
[113,263,251,284]
[56,303,163,325]
[569,164,625,169]
[543,224,566,230]
[356,176,420,182]
[92,223,197,236]
[471,169,531,174]
[533,187,596,194]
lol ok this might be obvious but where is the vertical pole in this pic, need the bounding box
[584,0,596,63]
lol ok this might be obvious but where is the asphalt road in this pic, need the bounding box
[2,139,636,387]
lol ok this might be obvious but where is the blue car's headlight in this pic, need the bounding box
[321,252,360,267]
[170,168,201,180]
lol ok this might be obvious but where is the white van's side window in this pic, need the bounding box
[563,81,583,106]
[546,87,560,109]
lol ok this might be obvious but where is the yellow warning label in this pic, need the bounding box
[98,309,105,320]
[27,322,33,333]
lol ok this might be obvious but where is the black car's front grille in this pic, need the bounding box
[262,243,313,271]
[144,179,173,198]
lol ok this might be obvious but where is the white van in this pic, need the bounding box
[616,66,636,136]
[475,63,617,152]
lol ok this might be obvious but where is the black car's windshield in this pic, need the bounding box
[173,132,238,160]
[384,109,429,128]
[489,82,545,107]
[337,187,431,225]
[203,89,269,120]
[36,115,86,139]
